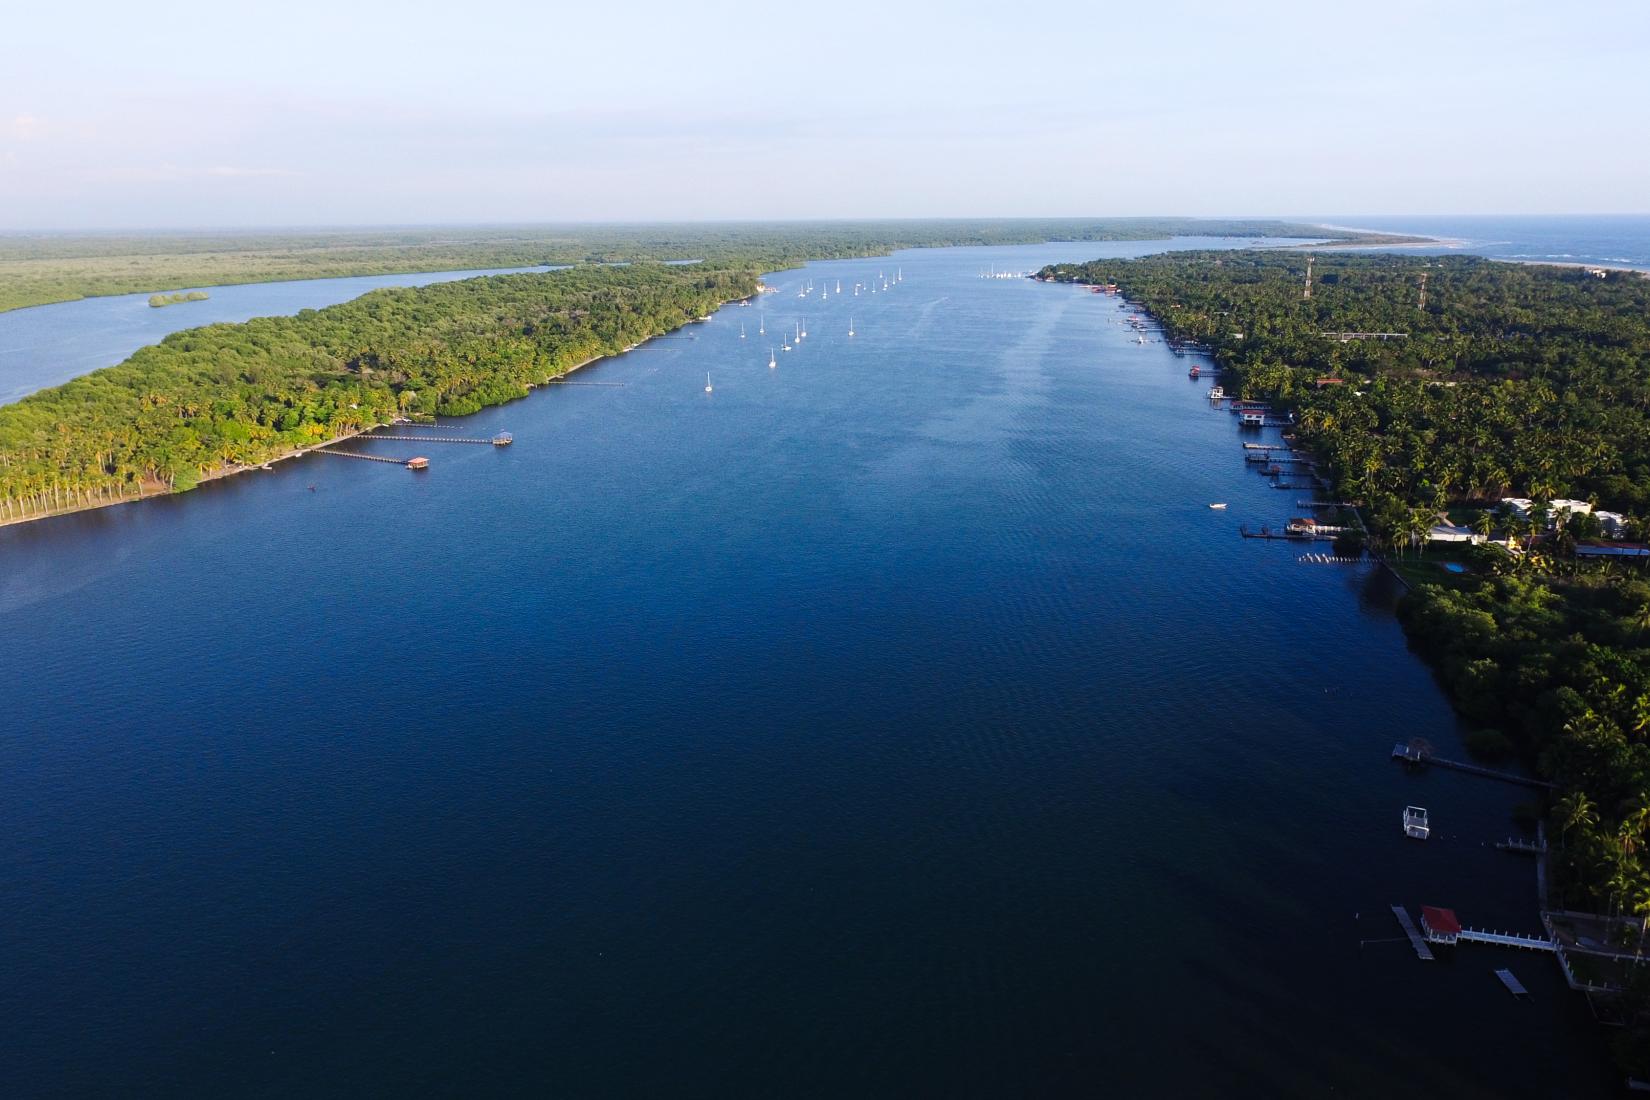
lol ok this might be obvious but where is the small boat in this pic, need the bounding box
[1209,503,1228,510]
[848,317,855,337]
[758,313,765,335]
[1208,386,1225,400]
[739,322,746,339]
[1403,805,1430,840]
[769,348,777,369]
[705,372,713,394]
[836,279,842,293]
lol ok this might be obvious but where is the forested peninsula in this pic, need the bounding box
[0,219,1424,314]
[1041,251,1650,1062]
[0,263,754,522]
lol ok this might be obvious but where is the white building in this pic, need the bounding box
[1427,523,1482,544]
[1595,510,1627,536]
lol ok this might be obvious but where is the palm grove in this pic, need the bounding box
[1042,253,1650,987]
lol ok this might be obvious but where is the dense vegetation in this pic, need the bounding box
[0,219,1420,313]
[0,263,753,517]
[148,291,209,308]
[1041,253,1650,973]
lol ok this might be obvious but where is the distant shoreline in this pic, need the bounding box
[0,294,753,532]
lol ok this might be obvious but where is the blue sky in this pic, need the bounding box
[2,0,1646,228]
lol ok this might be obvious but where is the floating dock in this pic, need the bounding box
[1494,969,1531,998]
[1391,906,1435,961]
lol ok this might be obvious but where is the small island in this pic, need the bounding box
[147,290,210,308]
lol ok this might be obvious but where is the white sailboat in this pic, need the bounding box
[795,321,803,343]
[739,322,746,339]
[769,347,777,368]
[835,279,842,294]
[896,267,902,283]
[800,320,807,340]
[848,317,855,337]
[758,313,765,335]
[704,372,713,393]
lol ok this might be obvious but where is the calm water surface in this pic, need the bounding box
[0,242,1613,1096]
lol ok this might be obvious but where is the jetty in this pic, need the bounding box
[1391,743,1555,790]
[318,449,429,469]
[367,432,512,446]
[1457,927,1556,953]
[1242,442,1291,451]
[1496,836,1549,856]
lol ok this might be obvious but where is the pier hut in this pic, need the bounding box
[1239,409,1266,428]
[1421,906,1462,945]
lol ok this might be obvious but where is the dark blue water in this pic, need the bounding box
[1322,214,1650,271]
[0,265,554,405]
[0,242,1613,1096]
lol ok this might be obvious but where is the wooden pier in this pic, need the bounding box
[1391,906,1435,961]
[1391,743,1555,790]
[1242,443,1291,451]
[1457,927,1556,952]
[368,433,511,446]
[318,449,429,469]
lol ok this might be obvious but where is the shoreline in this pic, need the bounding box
[0,294,755,532]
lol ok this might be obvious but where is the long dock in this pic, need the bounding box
[318,449,428,469]
[369,434,499,444]
[1458,927,1555,952]
[1391,744,1555,790]
[1391,906,1434,960]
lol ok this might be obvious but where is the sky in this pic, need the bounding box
[2,0,1647,229]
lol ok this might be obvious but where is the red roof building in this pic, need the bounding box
[1420,906,1462,944]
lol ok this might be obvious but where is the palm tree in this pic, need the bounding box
[1556,791,1598,846]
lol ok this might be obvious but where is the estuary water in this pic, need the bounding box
[0,241,1614,1096]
